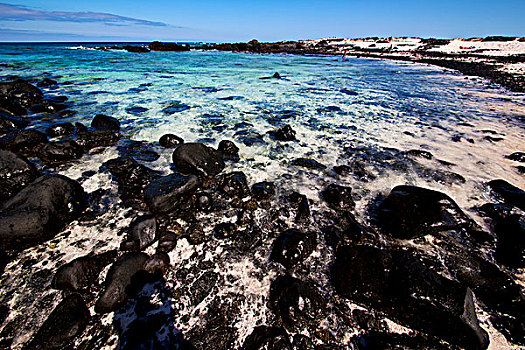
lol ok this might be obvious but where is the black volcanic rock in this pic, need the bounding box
[29,101,67,114]
[218,140,240,162]
[159,133,184,148]
[270,229,316,269]
[95,252,149,314]
[91,114,120,131]
[270,124,296,141]
[52,250,118,292]
[331,245,489,350]
[172,143,225,177]
[269,275,328,331]
[488,179,525,211]
[0,129,48,156]
[251,181,275,200]
[320,184,355,210]
[290,158,326,170]
[0,149,38,201]
[243,326,292,350]
[0,79,43,97]
[37,140,84,163]
[0,175,86,250]
[145,173,201,214]
[218,171,250,198]
[26,294,90,350]
[76,130,120,149]
[505,152,525,162]
[45,122,75,137]
[37,78,58,87]
[0,112,29,134]
[148,41,190,52]
[121,215,158,251]
[377,185,478,239]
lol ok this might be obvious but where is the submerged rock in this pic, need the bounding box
[52,250,118,292]
[377,185,478,239]
[291,157,326,170]
[117,139,159,162]
[270,124,296,141]
[95,252,149,314]
[37,140,83,163]
[159,133,184,148]
[91,114,120,131]
[145,173,201,214]
[37,78,58,87]
[242,326,292,350]
[26,294,90,350]
[172,143,225,177]
[269,275,328,331]
[330,245,489,350]
[0,175,86,250]
[0,149,38,201]
[270,229,316,269]
[29,102,67,114]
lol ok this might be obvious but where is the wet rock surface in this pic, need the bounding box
[145,173,201,214]
[0,149,38,201]
[172,142,225,177]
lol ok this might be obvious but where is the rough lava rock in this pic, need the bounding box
[0,149,38,201]
[290,158,326,170]
[95,252,149,314]
[172,143,225,177]
[145,173,201,214]
[330,245,489,350]
[52,250,118,292]
[377,185,479,239]
[270,229,316,269]
[45,122,75,137]
[0,112,29,134]
[0,175,86,250]
[25,293,90,350]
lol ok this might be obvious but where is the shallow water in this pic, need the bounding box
[0,43,524,349]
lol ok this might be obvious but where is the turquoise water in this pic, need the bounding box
[1,43,525,348]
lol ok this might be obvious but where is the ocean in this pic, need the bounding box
[0,42,524,349]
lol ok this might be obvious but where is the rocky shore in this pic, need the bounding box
[0,61,524,349]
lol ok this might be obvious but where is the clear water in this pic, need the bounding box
[0,43,524,349]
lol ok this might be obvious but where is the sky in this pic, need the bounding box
[0,0,524,42]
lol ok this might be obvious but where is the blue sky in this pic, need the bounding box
[1,0,524,42]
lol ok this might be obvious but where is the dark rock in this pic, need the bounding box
[37,78,58,87]
[162,103,191,114]
[121,215,158,251]
[11,89,42,108]
[340,88,358,96]
[76,130,120,149]
[493,211,525,268]
[157,233,178,252]
[269,275,328,331]
[251,181,275,200]
[218,140,240,161]
[172,143,225,177]
[0,79,43,97]
[320,184,355,210]
[488,179,525,211]
[75,122,88,133]
[103,157,161,207]
[194,192,213,212]
[190,271,218,306]
[377,185,478,239]
[0,129,48,156]
[37,140,83,163]
[0,94,27,116]
[242,326,292,350]
[484,136,504,142]
[213,222,237,239]
[490,315,525,346]
[159,134,184,148]
[291,158,326,170]
[91,114,120,131]
[52,250,117,292]
[117,139,159,162]
[404,149,434,159]
[270,229,316,269]
[125,106,148,114]
[29,102,67,114]
[0,175,86,250]
[219,171,250,198]
[0,112,29,134]
[145,173,201,214]
[95,252,149,314]
[271,125,296,141]
[148,41,190,52]
[0,149,38,201]
[26,294,89,350]
[45,122,75,137]
[352,332,451,350]
[331,245,489,350]
[506,152,525,162]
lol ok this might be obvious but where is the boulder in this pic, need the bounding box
[330,245,489,350]
[76,130,120,149]
[29,102,67,114]
[288,192,311,224]
[25,294,89,350]
[242,326,292,350]
[270,125,296,141]
[0,79,43,97]
[52,250,118,292]
[0,149,38,201]
[0,175,86,250]
[320,184,355,210]
[0,129,48,156]
[91,114,120,131]
[218,172,250,198]
[488,179,525,211]
[269,275,328,330]
[217,140,240,162]
[505,152,525,162]
[0,112,29,134]
[270,229,316,269]
[251,181,275,200]
[172,143,225,177]
[159,134,184,148]
[117,139,159,162]
[145,173,201,214]
[377,185,477,239]
[45,122,75,137]
[121,215,158,251]
[95,252,149,314]
[37,140,84,163]
[0,95,27,116]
